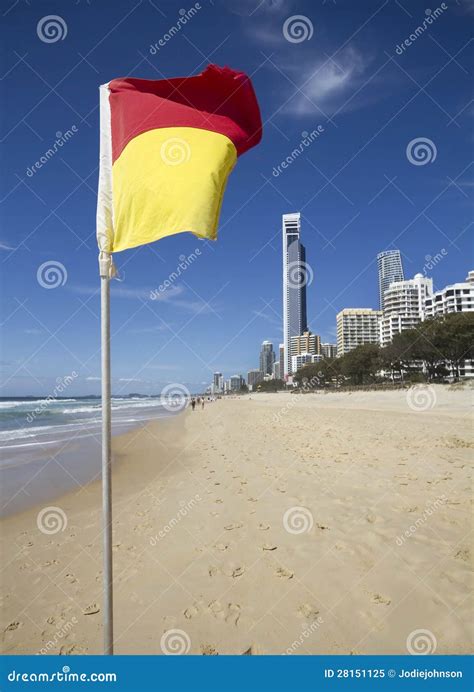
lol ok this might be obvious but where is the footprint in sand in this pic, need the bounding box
[208,601,241,625]
[5,621,21,632]
[215,542,229,551]
[258,523,270,531]
[201,644,219,655]
[262,544,277,551]
[65,573,77,584]
[83,603,100,615]
[454,548,470,562]
[224,523,243,531]
[298,604,320,620]
[275,567,294,579]
[371,593,391,606]
[184,605,199,619]
[60,644,87,655]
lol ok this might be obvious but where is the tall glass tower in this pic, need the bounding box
[282,213,308,377]
[377,249,404,310]
[259,341,275,376]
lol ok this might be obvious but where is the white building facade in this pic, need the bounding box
[424,271,474,317]
[380,273,433,346]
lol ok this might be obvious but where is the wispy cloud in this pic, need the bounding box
[69,283,216,315]
[253,309,282,328]
[282,46,371,116]
[0,241,15,251]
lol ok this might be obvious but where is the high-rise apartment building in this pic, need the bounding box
[377,250,404,310]
[229,375,245,392]
[279,344,285,381]
[336,308,382,356]
[380,273,432,346]
[247,369,263,390]
[321,343,337,359]
[290,331,321,359]
[282,213,308,377]
[424,271,474,317]
[273,362,281,380]
[259,340,275,376]
[212,372,224,394]
[291,353,323,373]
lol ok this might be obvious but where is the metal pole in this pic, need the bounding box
[100,253,113,654]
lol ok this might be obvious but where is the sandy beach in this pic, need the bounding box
[1,387,472,655]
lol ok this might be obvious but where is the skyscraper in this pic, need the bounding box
[282,213,308,377]
[279,344,285,381]
[259,340,275,376]
[377,250,404,310]
[212,372,224,394]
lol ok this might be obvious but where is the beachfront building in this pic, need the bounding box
[291,353,323,373]
[290,331,321,360]
[247,369,263,390]
[212,372,224,394]
[273,362,281,380]
[229,375,245,392]
[424,271,474,317]
[377,249,404,310]
[279,344,285,380]
[321,342,337,359]
[336,308,382,357]
[380,273,432,346]
[259,340,275,376]
[282,212,308,377]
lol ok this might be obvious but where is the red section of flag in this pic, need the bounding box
[108,64,262,164]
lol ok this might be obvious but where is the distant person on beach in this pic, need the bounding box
[201,399,205,409]
[191,398,196,411]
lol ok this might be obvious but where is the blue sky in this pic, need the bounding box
[1,0,473,395]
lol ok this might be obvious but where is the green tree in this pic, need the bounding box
[340,344,381,385]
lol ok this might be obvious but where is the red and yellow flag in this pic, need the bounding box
[96,64,262,254]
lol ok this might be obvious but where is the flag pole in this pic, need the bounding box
[99,252,114,655]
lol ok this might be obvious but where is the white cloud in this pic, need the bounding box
[86,376,101,381]
[283,46,370,116]
[0,241,15,251]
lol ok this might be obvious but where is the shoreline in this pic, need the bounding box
[1,388,472,655]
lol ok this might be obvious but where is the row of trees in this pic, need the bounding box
[294,312,474,388]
